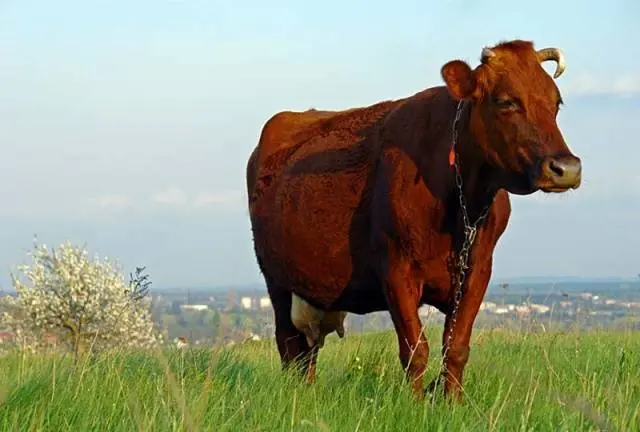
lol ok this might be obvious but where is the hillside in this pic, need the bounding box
[0,329,637,431]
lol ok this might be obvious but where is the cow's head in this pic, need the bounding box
[441,40,581,194]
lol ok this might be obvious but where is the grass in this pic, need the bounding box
[0,328,638,431]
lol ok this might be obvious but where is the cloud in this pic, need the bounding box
[563,72,640,97]
[89,194,131,209]
[152,187,187,205]
[194,190,243,208]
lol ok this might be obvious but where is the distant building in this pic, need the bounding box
[480,302,497,311]
[590,311,614,316]
[240,297,253,310]
[259,297,272,309]
[530,304,551,314]
[181,304,209,312]
[0,332,13,343]
[210,297,229,310]
[43,332,58,345]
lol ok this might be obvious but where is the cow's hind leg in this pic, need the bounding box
[267,283,317,382]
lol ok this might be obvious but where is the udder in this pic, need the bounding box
[291,293,347,348]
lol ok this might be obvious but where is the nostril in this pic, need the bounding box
[548,159,565,177]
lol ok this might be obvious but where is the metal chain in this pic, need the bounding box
[439,100,492,385]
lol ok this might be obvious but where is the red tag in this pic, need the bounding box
[448,148,456,166]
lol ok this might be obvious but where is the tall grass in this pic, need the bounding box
[0,328,637,431]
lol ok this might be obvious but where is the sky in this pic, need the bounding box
[0,0,639,290]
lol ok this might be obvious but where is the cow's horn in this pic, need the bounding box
[481,47,496,62]
[536,47,566,79]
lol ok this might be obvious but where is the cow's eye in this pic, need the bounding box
[495,97,519,111]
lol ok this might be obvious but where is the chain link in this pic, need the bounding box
[439,100,492,387]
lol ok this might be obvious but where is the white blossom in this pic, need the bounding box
[1,241,162,356]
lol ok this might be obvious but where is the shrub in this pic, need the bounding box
[1,240,162,359]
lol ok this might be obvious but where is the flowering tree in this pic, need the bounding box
[1,241,162,358]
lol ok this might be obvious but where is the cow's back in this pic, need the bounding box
[247,100,401,307]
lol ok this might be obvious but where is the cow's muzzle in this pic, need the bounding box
[536,155,582,192]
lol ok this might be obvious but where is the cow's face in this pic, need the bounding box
[441,40,581,195]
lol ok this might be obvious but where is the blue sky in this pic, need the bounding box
[0,0,639,290]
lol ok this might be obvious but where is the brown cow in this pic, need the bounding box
[246,39,581,401]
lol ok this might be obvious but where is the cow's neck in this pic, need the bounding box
[451,102,498,225]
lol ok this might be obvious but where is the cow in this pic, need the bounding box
[245,39,581,401]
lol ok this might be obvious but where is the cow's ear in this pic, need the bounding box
[441,60,477,100]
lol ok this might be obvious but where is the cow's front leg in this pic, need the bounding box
[439,257,492,401]
[381,247,429,396]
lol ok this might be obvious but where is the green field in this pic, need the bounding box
[0,329,637,431]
